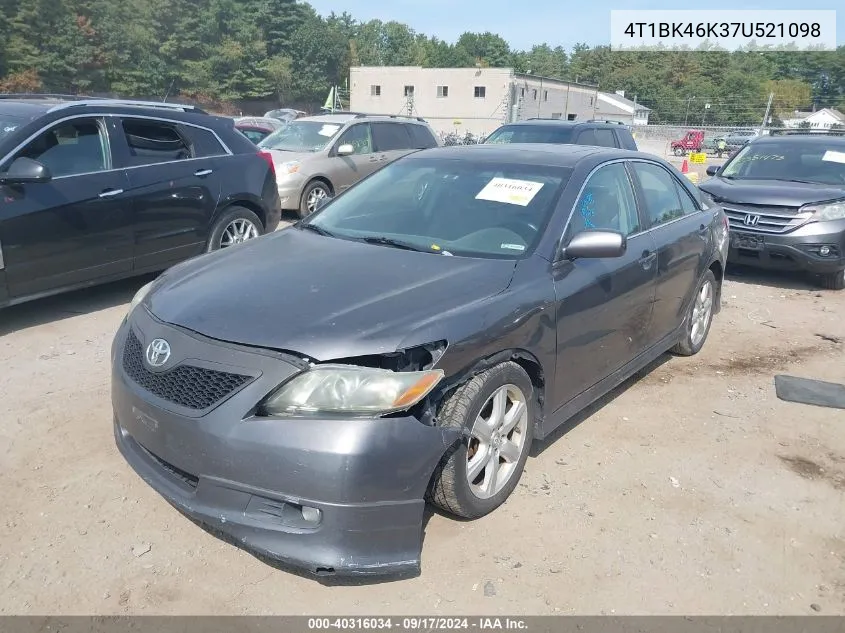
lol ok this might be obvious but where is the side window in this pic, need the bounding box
[15,118,108,178]
[120,119,192,166]
[570,163,640,237]
[180,125,228,157]
[592,128,617,148]
[576,129,597,146]
[371,122,413,151]
[632,162,686,228]
[675,181,701,214]
[336,123,372,155]
[407,124,437,149]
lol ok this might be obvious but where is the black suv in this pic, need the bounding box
[0,95,281,308]
[700,130,845,290]
[483,119,638,150]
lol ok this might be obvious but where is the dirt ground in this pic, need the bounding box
[1,221,845,615]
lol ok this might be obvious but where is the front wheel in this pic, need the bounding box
[427,362,535,519]
[207,207,263,252]
[820,269,845,291]
[672,270,717,356]
[299,180,332,218]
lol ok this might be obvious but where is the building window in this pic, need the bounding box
[437,85,449,98]
[474,86,486,98]
[371,85,381,97]
[544,90,549,102]
[567,114,576,121]
[551,112,562,119]
[532,89,537,100]
[404,85,415,97]
[520,88,525,97]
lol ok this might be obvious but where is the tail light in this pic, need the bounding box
[258,150,276,178]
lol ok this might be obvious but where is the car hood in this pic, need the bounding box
[700,177,845,207]
[146,228,518,360]
[262,148,319,167]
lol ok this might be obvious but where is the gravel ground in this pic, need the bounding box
[1,254,844,615]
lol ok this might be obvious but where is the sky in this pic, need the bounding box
[305,0,843,51]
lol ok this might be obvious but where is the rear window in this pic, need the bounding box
[407,124,438,149]
[485,125,575,145]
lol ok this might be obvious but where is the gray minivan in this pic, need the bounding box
[259,112,439,217]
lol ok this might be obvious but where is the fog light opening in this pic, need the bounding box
[301,506,322,524]
[820,246,832,257]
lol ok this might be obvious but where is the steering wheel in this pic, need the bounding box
[499,220,538,243]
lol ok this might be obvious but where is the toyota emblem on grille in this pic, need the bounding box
[145,339,171,367]
[743,214,760,227]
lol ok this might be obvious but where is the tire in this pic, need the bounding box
[673,147,683,156]
[672,270,717,356]
[427,362,535,519]
[820,269,845,291]
[299,180,332,218]
[206,206,263,252]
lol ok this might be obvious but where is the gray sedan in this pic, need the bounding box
[112,144,728,578]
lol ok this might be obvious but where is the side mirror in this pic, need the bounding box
[706,165,719,177]
[563,230,627,260]
[0,157,52,184]
[336,144,355,157]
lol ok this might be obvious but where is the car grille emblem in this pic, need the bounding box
[743,214,761,227]
[145,338,172,367]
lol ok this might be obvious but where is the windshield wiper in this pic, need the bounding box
[298,223,335,237]
[777,178,821,185]
[359,236,437,253]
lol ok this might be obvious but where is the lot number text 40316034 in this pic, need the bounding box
[307,618,529,631]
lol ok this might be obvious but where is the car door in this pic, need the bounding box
[326,123,380,192]
[629,160,710,348]
[111,117,221,272]
[370,122,417,164]
[552,161,658,405]
[0,116,133,299]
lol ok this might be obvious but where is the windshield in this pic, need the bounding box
[258,120,342,152]
[0,114,24,141]
[303,157,571,259]
[485,125,574,145]
[720,141,845,185]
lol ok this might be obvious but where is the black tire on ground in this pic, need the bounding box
[820,269,845,291]
[299,180,332,218]
[427,362,536,520]
[672,269,717,357]
[206,206,263,252]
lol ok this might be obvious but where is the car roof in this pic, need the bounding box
[0,95,212,122]
[298,112,429,125]
[501,119,629,130]
[406,143,653,167]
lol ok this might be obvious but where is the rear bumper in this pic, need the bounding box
[728,220,845,274]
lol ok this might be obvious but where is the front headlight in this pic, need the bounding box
[261,364,445,416]
[128,281,154,316]
[804,200,845,222]
[278,160,300,176]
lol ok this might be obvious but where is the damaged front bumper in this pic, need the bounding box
[111,312,457,577]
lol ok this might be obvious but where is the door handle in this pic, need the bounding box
[194,168,213,177]
[638,250,657,269]
[99,188,123,198]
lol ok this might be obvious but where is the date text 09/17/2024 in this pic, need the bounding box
[307,618,529,631]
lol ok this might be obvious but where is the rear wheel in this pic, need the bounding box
[820,269,845,291]
[207,206,263,252]
[672,270,717,356]
[427,362,535,519]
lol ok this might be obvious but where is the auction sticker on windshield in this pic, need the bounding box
[822,150,845,164]
[476,177,544,206]
[318,124,340,137]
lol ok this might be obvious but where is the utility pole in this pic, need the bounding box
[684,96,695,126]
[760,91,774,133]
[701,102,710,126]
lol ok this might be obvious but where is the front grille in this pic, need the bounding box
[723,204,805,234]
[140,443,199,490]
[122,329,251,410]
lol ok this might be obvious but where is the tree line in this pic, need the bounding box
[1,0,844,125]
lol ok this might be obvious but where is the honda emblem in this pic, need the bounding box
[743,214,760,227]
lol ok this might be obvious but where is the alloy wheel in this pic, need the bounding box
[306,186,329,213]
[690,279,714,347]
[466,384,529,500]
[220,218,258,248]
